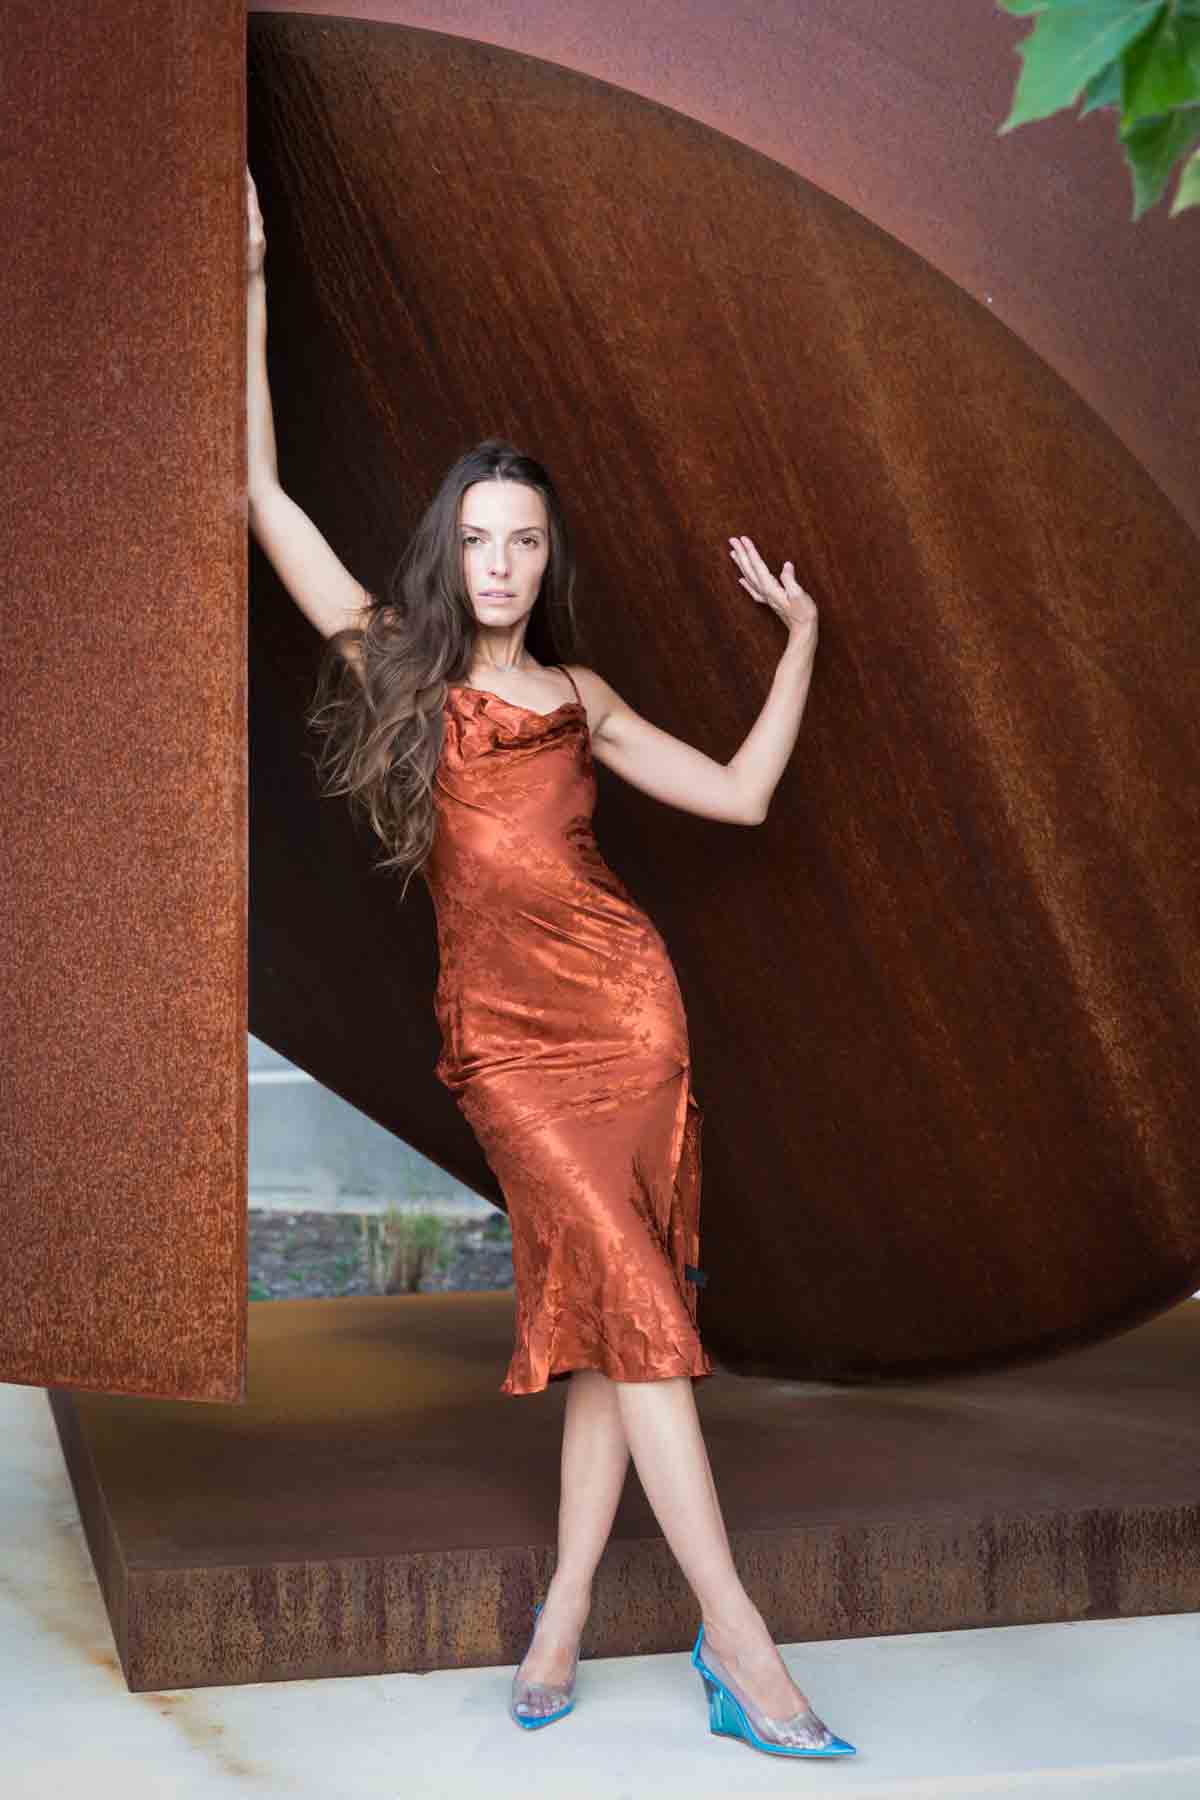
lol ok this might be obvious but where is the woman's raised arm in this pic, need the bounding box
[245,168,370,655]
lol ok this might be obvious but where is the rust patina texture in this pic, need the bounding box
[19,0,1200,1700]
[53,1293,1200,1689]
[246,16,1200,1383]
[254,0,1200,542]
[1,0,247,1401]
[7,1,1195,1411]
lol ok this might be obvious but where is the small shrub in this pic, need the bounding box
[357,1204,455,1294]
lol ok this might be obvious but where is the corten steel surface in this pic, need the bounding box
[254,0,1200,544]
[247,16,1200,1383]
[51,1293,1200,1690]
[0,0,248,1401]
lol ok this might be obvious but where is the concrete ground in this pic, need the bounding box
[5,1378,1199,1799]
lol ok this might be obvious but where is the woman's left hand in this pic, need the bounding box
[728,536,818,645]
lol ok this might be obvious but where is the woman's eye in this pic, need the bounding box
[461,533,539,546]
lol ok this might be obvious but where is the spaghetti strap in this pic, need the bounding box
[556,663,583,705]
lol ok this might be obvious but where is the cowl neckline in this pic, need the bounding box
[446,681,584,723]
[441,682,589,758]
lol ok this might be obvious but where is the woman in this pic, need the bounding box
[246,167,854,1760]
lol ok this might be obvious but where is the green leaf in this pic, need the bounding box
[1169,141,1200,209]
[1120,104,1200,213]
[997,0,1108,12]
[1000,1,1166,130]
[1121,8,1200,123]
[1081,58,1123,111]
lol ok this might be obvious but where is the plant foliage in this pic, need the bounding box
[998,0,1200,217]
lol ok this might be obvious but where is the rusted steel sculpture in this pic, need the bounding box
[246,14,1200,1383]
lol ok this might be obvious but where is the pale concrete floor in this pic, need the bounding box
[4,1378,1199,1800]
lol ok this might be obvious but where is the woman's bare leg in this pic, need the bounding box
[516,1369,630,1691]
[613,1374,819,1720]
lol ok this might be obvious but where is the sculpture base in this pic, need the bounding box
[49,1292,1200,1692]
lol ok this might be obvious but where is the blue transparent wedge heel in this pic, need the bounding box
[509,1601,579,1730]
[691,1623,857,1758]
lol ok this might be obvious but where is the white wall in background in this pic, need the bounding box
[248,1035,492,1216]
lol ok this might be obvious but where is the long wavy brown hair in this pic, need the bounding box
[305,439,583,900]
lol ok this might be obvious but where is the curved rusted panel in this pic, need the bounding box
[247,14,1200,1381]
[254,0,1200,545]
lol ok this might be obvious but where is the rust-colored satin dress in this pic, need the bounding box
[422,664,713,1396]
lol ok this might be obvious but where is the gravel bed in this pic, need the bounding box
[248,1207,514,1300]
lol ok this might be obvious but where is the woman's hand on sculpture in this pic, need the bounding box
[729,535,817,646]
[247,165,266,280]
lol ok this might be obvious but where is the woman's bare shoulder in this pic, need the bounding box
[559,661,606,693]
[559,663,628,738]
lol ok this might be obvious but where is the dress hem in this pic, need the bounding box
[499,1350,715,1397]
[497,1063,709,1397]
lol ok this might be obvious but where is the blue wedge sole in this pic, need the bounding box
[692,1625,857,1758]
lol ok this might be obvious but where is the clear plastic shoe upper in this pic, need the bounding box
[699,1638,836,1749]
[510,1674,575,1721]
[510,1612,580,1723]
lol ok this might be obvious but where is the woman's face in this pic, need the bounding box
[459,480,550,623]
